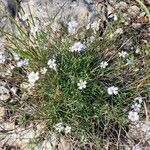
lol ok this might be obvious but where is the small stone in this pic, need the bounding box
[0,86,10,101]
[132,144,142,150]
[132,23,142,29]
[129,121,150,145]
[116,1,128,10]
[41,140,53,150]
[128,5,140,17]
[58,137,72,150]
[0,106,5,120]
[50,133,58,148]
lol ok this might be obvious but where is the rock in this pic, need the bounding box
[49,133,58,148]
[58,137,72,150]
[0,123,39,149]
[40,140,53,150]
[145,0,150,5]
[132,144,142,150]
[0,106,5,120]
[116,1,128,10]
[0,122,16,131]
[128,5,140,17]
[19,0,97,30]
[132,23,142,29]
[129,121,150,146]
[0,38,6,52]
[0,86,10,101]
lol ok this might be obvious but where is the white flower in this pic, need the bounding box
[100,61,108,68]
[141,123,150,132]
[131,103,141,112]
[68,19,78,34]
[77,80,87,90]
[127,59,133,65]
[91,20,99,31]
[86,23,91,30]
[109,33,114,38]
[22,13,30,21]
[0,52,6,64]
[128,111,139,122]
[40,67,47,74]
[113,14,118,21]
[115,28,123,34]
[107,86,118,95]
[69,42,86,52]
[47,58,57,71]
[31,25,39,35]
[118,51,128,58]
[28,71,39,85]
[134,97,143,104]
[135,48,141,54]
[89,36,95,42]
[64,125,71,134]
[17,59,28,67]
[54,123,64,133]
[132,145,142,150]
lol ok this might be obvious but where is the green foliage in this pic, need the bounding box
[2,10,150,148]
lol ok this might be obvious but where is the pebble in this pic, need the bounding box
[0,106,5,120]
[116,1,128,10]
[128,5,140,17]
[0,86,10,101]
[132,23,142,29]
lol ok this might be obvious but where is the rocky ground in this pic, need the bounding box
[0,0,150,149]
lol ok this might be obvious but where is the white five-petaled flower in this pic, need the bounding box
[131,103,141,112]
[91,20,100,31]
[64,125,71,134]
[128,111,139,122]
[0,52,6,64]
[69,42,86,52]
[54,123,64,133]
[22,13,30,21]
[135,48,141,54]
[17,59,28,67]
[47,58,57,71]
[134,97,143,104]
[113,14,118,21]
[132,144,142,150]
[40,67,47,74]
[28,71,39,85]
[86,23,91,30]
[118,51,128,58]
[77,80,87,90]
[100,61,108,69]
[107,86,118,95]
[31,25,39,35]
[89,36,95,42]
[115,28,123,34]
[127,59,133,65]
[68,19,78,34]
